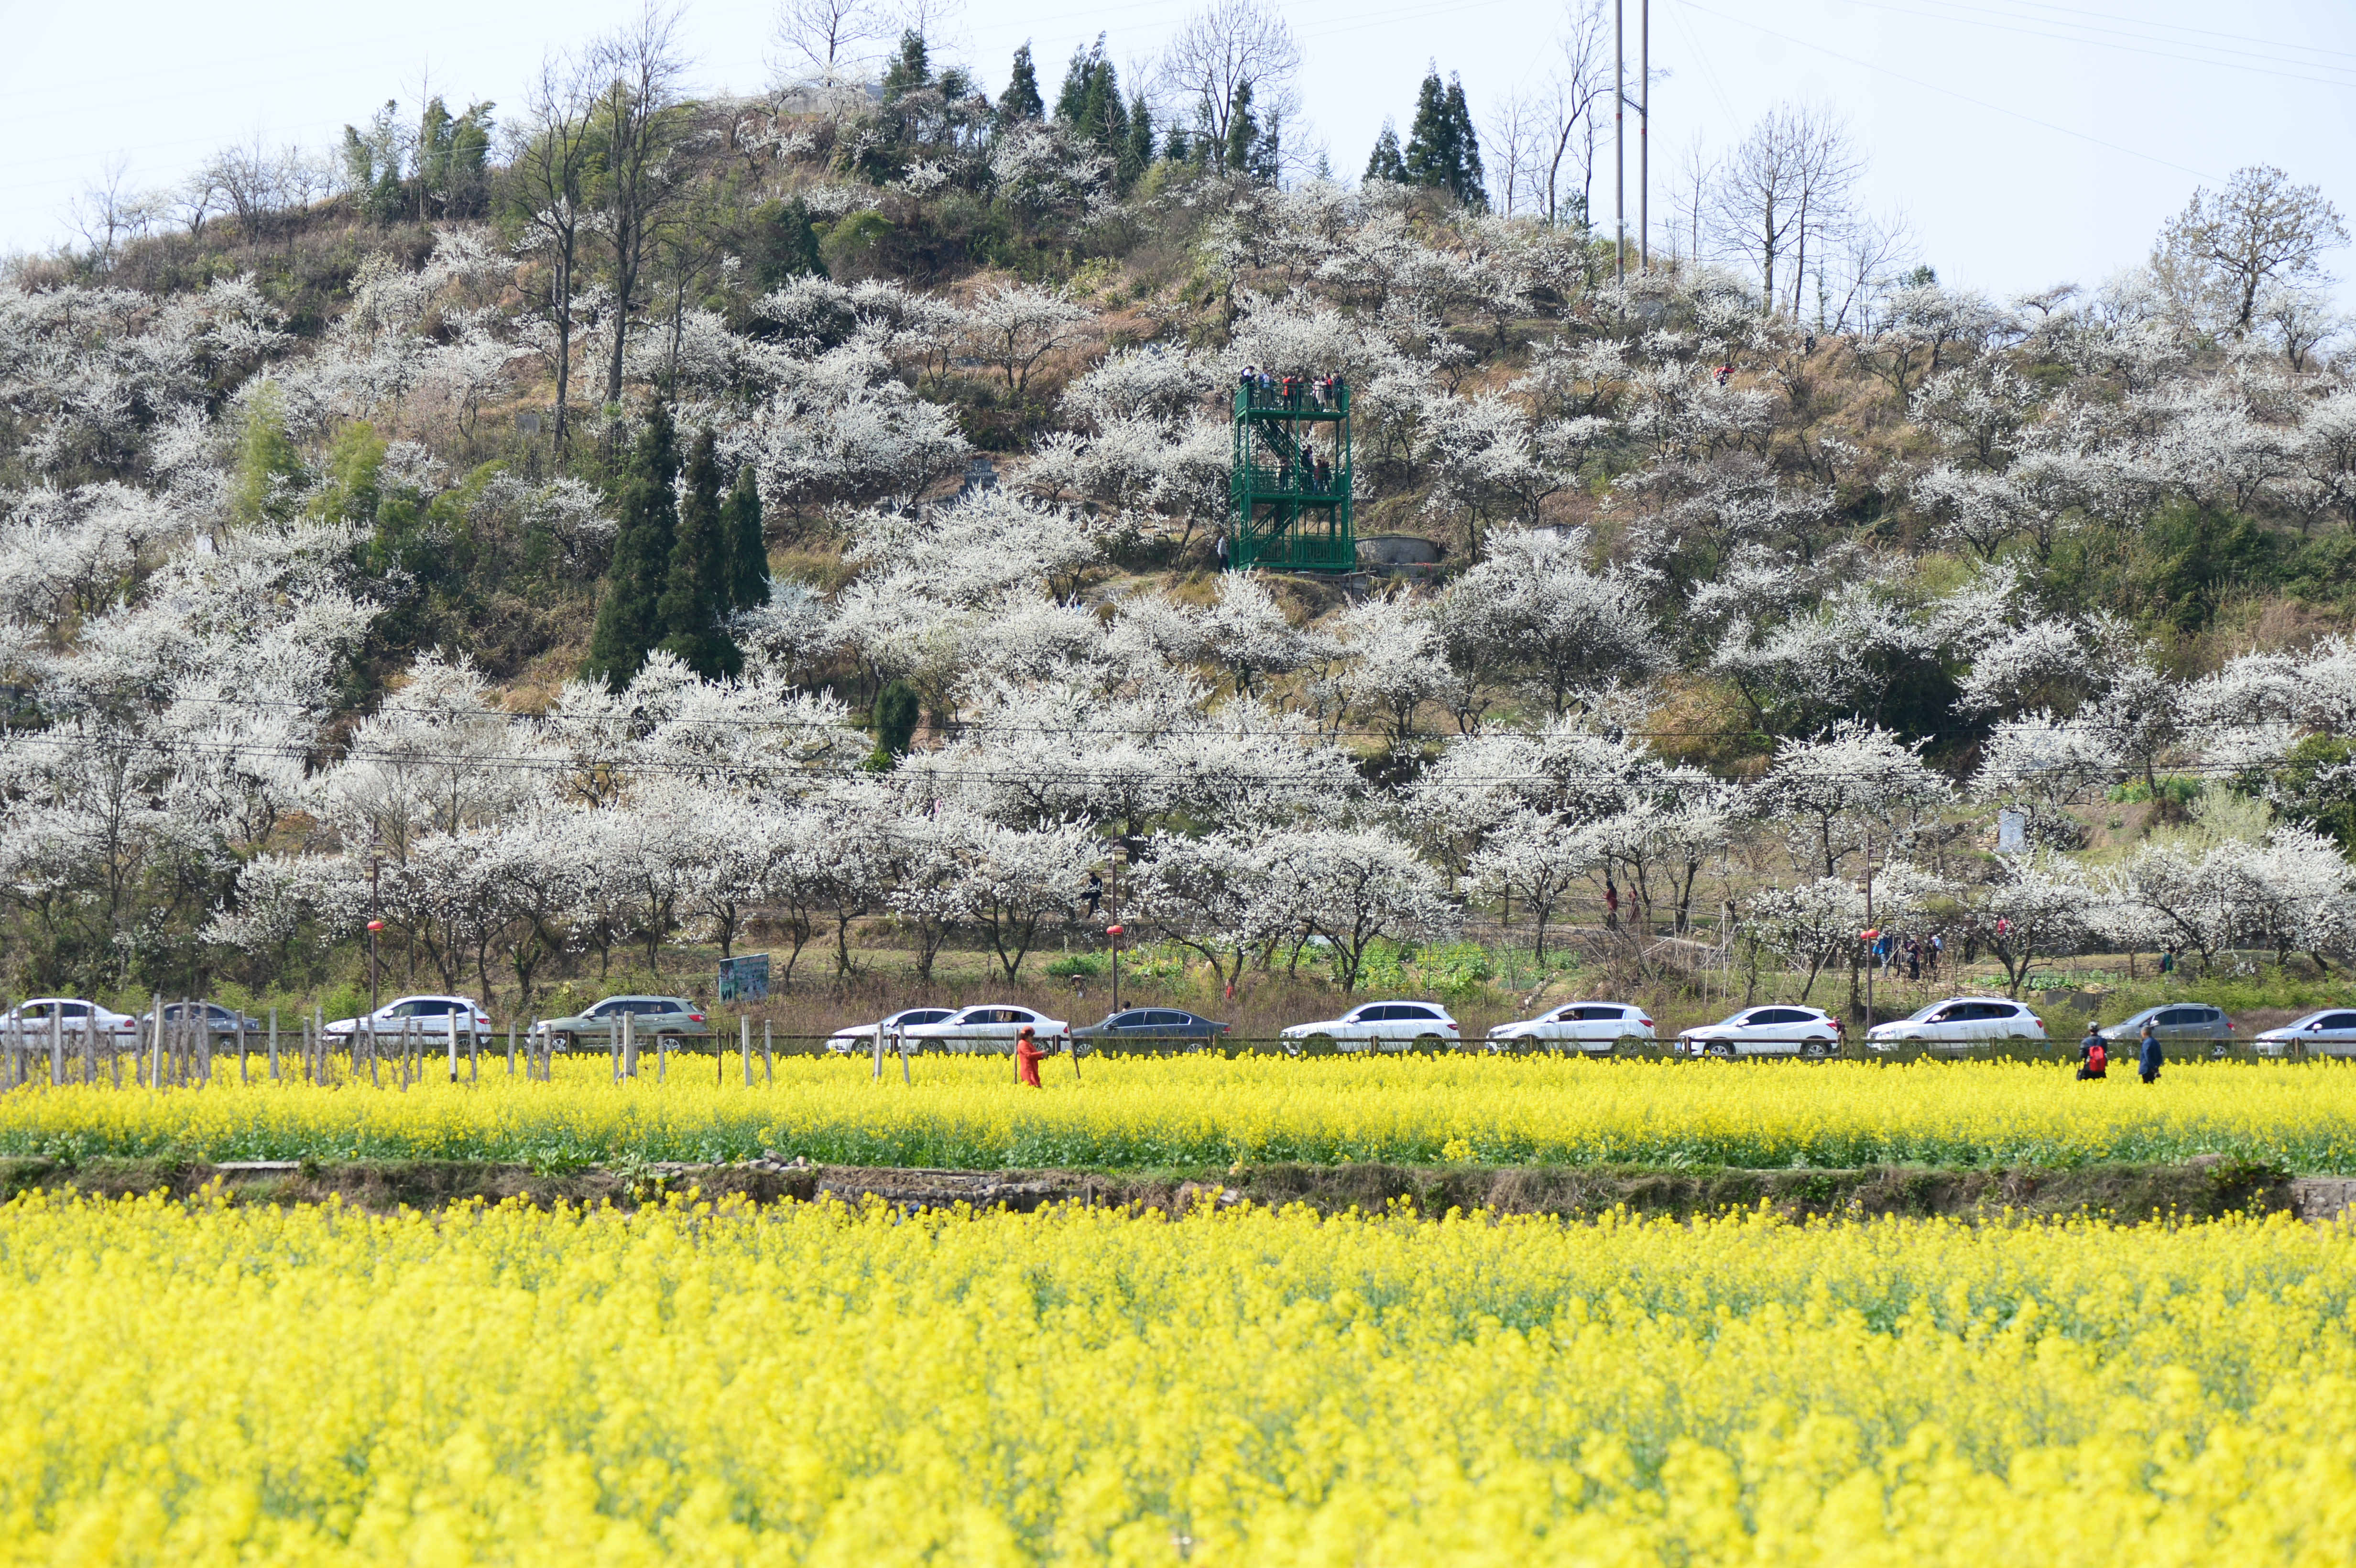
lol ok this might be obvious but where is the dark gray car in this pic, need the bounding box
[1071,1008,1230,1053]
[137,1002,268,1045]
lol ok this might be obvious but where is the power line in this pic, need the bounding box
[1669,0,2222,184]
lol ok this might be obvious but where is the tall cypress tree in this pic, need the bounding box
[1055,36,1127,158]
[1403,67,1486,208]
[657,428,740,680]
[725,464,769,610]
[997,43,1045,129]
[586,402,680,689]
[1364,121,1407,184]
[1123,91,1155,188]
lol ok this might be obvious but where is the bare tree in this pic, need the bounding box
[1529,0,1612,229]
[1666,135,1715,266]
[591,3,695,406]
[1159,0,1301,160]
[513,51,600,446]
[774,0,892,85]
[67,157,151,270]
[1482,91,1542,217]
[1820,208,1913,334]
[2157,164,2348,336]
[1711,101,1859,317]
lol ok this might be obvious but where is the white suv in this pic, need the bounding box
[1866,996,2048,1052]
[1486,1002,1655,1053]
[1678,1005,1843,1059]
[324,995,493,1044]
[899,1005,1070,1054]
[1281,1001,1461,1054]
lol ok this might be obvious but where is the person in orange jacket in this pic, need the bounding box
[1015,1025,1047,1088]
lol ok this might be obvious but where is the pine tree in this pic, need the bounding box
[586,402,681,689]
[997,43,1046,127]
[1123,92,1156,188]
[726,464,769,610]
[1165,122,1194,165]
[881,30,931,101]
[1364,121,1407,184]
[755,198,827,292]
[1055,36,1127,158]
[1442,76,1485,209]
[1403,67,1486,208]
[657,427,739,679]
[1224,81,1258,174]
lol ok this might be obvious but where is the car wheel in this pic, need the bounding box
[1705,1040,1736,1060]
[1303,1033,1337,1057]
[553,1032,576,1053]
[1414,1032,1446,1051]
[1800,1038,1832,1061]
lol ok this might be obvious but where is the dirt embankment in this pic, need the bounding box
[1,1154,2343,1223]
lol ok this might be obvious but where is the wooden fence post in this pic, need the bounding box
[507,1020,516,1077]
[741,1016,752,1087]
[764,1022,773,1082]
[268,1009,279,1081]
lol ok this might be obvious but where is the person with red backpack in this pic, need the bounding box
[2077,1024,2107,1080]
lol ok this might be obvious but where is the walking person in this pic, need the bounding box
[1213,533,1230,570]
[1905,936,1921,981]
[1929,933,1943,976]
[2138,1019,2163,1084]
[2077,1024,2108,1080]
[1015,1025,1048,1089]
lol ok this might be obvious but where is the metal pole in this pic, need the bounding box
[49,1008,60,1086]
[149,1001,162,1089]
[1639,0,1649,272]
[447,1009,460,1084]
[1614,0,1625,285]
[1863,824,1876,1033]
[268,1008,279,1081]
[622,1012,635,1079]
[238,1012,249,1084]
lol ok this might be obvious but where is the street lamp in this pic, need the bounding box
[1105,925,1124,1012]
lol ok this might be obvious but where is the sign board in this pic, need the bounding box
[717,952,771,1003]
[1997,809,2027,852]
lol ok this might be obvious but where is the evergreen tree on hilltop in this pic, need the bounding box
[657,427,741,680]
[726,463,770,611]
[1055,36,1129,158]
[1364,120,1407,184]
[586,402,681,689]
[997,42,1046,128]
[1403,67,1486,209]
[881,30,931,102]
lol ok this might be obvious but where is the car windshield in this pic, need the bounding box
[1901,1002,1954,1022]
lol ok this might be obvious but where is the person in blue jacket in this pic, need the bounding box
[2138,1019,2163,1084]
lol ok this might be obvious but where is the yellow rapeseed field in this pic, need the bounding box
[2,1055,2355,1171]
[0,1192,2352,1565]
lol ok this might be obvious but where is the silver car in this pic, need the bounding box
[2253,1009,2356,1058]
[1485,1002,1655,1053]
[2100,1004,2234,1052]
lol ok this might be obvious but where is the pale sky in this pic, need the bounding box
[4,0,2353,307]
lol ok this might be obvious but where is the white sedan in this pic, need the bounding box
[1678,1005,1843,1059]
[0,998,139,1040]
[1280,1001,1462,1054]
[899,1005,1070,1054]
[1865,996,2049,1052]
[324,995,493,1044]
[827,1007,956,1054]
[2254,1009,2356,1058]
[1486,1002,1655,1052]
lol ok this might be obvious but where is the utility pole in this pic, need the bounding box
[1639,0,1650,272]
[367,834,382,1015]
[1614,0,1625,285]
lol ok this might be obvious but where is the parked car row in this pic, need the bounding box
[7,991,2351,1061]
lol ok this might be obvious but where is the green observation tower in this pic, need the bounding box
[1229,376,1353,571]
